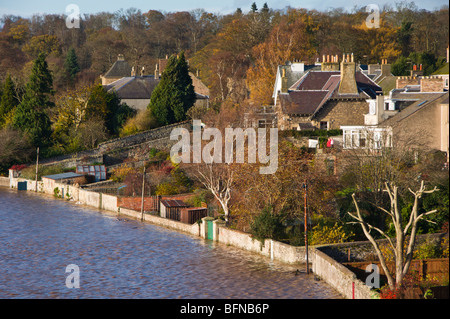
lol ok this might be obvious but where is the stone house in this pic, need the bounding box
[100,54,132,85]
[101,55,210,112]
[340,77,448,164]
[379,92,449,163]
[275,54,382,131]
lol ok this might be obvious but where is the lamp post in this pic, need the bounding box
[35,147,39,192]
[140,164,146,221]
[303,179,309,274]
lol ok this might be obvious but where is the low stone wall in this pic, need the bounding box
[215,225,271,258]
[0,176,10,187]
[119,207,201,237]
[98,121,191,154]
[38,121,192,168]
[312,247,374,299]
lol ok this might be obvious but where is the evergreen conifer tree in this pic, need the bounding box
[148,52,196,126]
[64,48,80,85]
[12,53,54,147]
[0,74,19,127]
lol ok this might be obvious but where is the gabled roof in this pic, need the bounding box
[380,92,448,127]
[104,76,159,99]
[103,59,132,78]
[104,75,209,101]
[280,90,329,115]
[279,70,382,116]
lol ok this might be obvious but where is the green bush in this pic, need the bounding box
[20,164,65,181]
[250,206,285,244]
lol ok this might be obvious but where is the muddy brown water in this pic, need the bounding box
[0,188,342,299]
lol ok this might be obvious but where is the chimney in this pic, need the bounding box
[321,53,340,71]
[338,53,358,94]
[410,64,423,77]
[381,58,391,76]
[281,67,288,93]
[155,63,159,80]
[376,94,385,124]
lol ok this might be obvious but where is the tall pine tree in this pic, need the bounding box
[12,53,54,148]
[64,48,80,85]
[0,74,19,127]
[148,52,196,126]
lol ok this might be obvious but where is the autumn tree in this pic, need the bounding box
[22,34,61,58]
[246,11,317,104]
[0,127,33,173]
[0,74,19,127]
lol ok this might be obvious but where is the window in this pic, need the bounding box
[320,121,328,130]
[359,134,366,148]
[351,130,359,147]
[373,131,381,149]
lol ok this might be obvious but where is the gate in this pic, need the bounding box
[207,219,214,240]
[17,181,27,191]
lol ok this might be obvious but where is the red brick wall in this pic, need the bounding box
[118,194,195,211]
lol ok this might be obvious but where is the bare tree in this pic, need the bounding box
[191,160,234,223]
[348,180,439,289]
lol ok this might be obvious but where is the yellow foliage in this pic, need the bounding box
[110,165,133,183]
[309,223,354,245]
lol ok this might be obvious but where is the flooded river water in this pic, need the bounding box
[0,187,342,299]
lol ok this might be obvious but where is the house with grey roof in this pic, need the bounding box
[340,74,449,165]
[102,55,210,111]
[100,54,132,85]
[272,61,321,106]
[275,54,382,131]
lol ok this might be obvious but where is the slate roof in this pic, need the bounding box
[160,199,189,208]
[103,60,132,78]
[380,92,448,127]
[279,70,382,116]
[104,76,159,99]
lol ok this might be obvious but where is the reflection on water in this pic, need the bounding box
[0,188,342,299]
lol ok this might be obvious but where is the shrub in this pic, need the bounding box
[155,183,179,195]
[414,239,441,260]
[110,165,133,183]
[20,164,65,181]
[250,206,285,243]
[309,223,354,245]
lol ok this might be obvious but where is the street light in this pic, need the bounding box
[303,179,309,274]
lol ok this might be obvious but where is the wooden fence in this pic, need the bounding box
[343,258,449,282]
